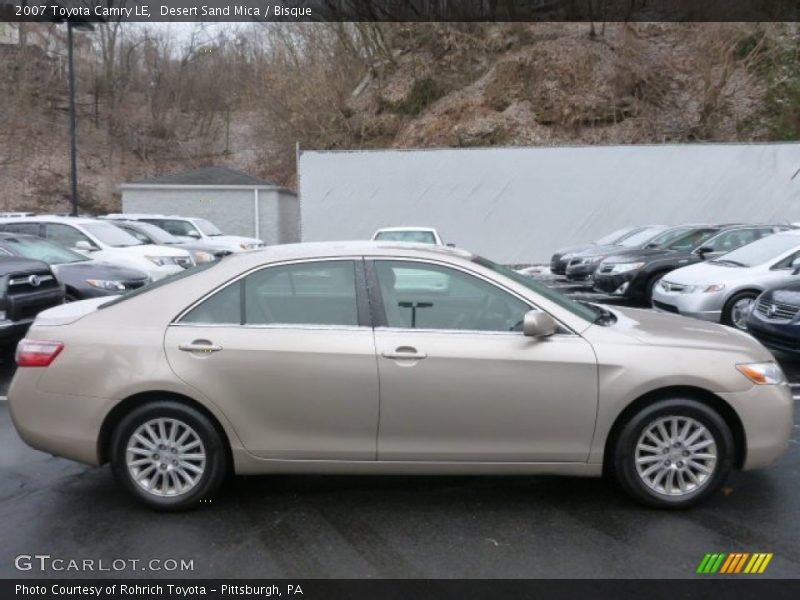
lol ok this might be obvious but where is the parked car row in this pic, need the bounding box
[0,212,265,347]
[552,224,800,355]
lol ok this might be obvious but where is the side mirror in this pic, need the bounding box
[523,310,557,338]
[695,246,713,259]
[74,240,96,252]
[792,257,800,275]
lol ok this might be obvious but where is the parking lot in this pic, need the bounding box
[0,280,798,579]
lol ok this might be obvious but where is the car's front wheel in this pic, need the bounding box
[723,291,759,331]
[110,401,228,511]
[613,398,734,509]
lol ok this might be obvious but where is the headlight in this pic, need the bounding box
[608,262,645,274]
[582,255,605,265]
[86,279,126,292]
[145,255,170,266]
[193,250,216,263]
[684,284,725,294]
[736,362,786,385]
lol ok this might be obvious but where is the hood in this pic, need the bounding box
[602,247,690,264]
[112,244,191,258]
[553,243,595,258]
[33,296,114,326]
[659,260,762,286]
[762,280,800,304]
[605,305,771,357]
[52,261,148,281]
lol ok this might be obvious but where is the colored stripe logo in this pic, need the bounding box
[696,553,773,574]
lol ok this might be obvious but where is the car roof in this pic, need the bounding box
[374,226,438,233]
[227,240,473,266]
[103,213,195,220]
[0,215,101,226]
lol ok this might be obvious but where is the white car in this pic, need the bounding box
[652,229,800,330]
[372,227,444,245]
[103,214,264,253]
[0,216,193,281]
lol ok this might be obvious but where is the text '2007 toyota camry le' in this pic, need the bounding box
[7,242,793,510]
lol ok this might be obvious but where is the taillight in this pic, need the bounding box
[15,339,64,367]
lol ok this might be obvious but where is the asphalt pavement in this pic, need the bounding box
[0,284,798,579]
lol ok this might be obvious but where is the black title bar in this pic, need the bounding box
[1,0,800,22]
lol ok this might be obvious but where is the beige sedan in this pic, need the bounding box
[8,242,793,510]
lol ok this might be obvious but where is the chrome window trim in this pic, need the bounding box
[368,256,579,336]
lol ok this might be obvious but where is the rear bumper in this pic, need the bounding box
[8,368,109,466]
[717,383,793,470]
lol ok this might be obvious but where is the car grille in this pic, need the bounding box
[174,256,194,269]
[7,272,58,295]
[653,300,679,314]
[755,299,800,322]
[123,279,148,290]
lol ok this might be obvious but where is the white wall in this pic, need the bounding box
[299,143,800,263]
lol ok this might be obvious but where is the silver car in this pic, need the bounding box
[652,229,800,330]
[8,242,792,510]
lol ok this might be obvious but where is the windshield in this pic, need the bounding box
[124,221,179,244]
[195,219,223,236]
[663,228,718,251]
[596,227,639,246]
[374,230,437,244]
[0,236,87,264]
[474,257,598,323]
[711,233,800,268]
[618,227,666,247]
[82,222,143,247]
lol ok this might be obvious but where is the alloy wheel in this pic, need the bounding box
[634,415,717,497]
[125,418,206,497]
[730,297,755,330]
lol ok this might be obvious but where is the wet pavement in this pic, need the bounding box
[0,284,798,579]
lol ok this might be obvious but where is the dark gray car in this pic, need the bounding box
[0,233,149,300]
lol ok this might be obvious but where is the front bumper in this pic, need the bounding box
[746,315,800,357]
[592,270,646,298]
[148,264,184,281]
[0,319,35,342]
[651,287,725,322]
[717,383,793,470]
[550,256,568,275]
[565,262,600,281]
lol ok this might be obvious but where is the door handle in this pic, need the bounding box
[179,342,223,353]
[382,346,427,360]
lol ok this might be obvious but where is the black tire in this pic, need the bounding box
[110,401,228,511]
[644,273,666,306]
[722,291,759,330]
[613,398,734,509]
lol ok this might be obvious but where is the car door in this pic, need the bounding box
[368,258,598,463]
[164,258,380,460]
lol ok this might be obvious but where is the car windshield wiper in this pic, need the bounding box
[710,259,746,267]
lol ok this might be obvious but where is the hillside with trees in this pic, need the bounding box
[1,22,799,213]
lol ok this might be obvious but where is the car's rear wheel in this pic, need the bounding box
[110,401,227,511]
[613,398,734,509]
[722,291,758,330]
